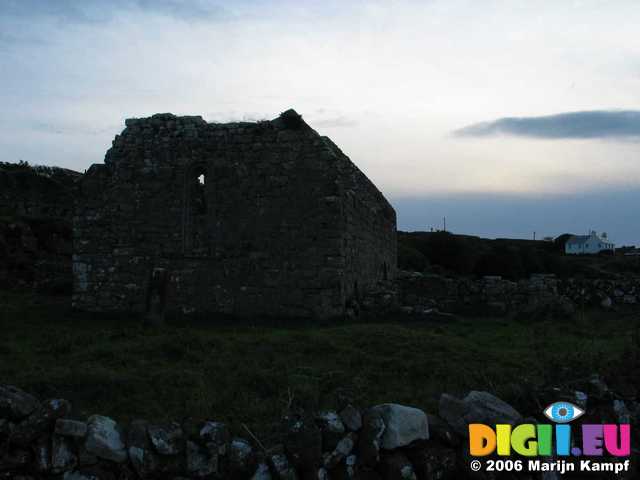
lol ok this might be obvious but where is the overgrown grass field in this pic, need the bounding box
[1,292,637,441]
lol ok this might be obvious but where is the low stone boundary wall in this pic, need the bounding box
[1,380,637,479]
[397,271,640,316]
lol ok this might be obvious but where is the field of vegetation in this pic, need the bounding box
[1,291,637,443]
[398,230,640,279]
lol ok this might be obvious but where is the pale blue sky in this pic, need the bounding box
[1,0,639,244]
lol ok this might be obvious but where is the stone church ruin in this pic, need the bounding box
[73,109,396,318]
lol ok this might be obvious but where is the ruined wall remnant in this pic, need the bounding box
[73,109,397,318]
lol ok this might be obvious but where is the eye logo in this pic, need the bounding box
[543,401,585,423]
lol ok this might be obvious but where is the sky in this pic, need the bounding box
[1,0,640,244]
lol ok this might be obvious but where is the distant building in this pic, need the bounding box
[565,231,614,255]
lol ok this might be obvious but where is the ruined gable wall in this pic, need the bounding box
[73,113,347,318]
[324,138,397,304]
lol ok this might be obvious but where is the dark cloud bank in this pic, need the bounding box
[455,110,640,139]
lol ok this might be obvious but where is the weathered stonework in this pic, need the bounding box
[73,109,396,318]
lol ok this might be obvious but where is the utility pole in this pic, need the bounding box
[533,231,536,241]
[443,216,446,232]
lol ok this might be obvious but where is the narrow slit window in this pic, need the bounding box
[193,170,207,215]
[185,165,209,254]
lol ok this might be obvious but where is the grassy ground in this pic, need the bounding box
[0,291,638,442]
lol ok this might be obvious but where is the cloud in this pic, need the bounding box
[0,0,232,24]
[454,110,640,140]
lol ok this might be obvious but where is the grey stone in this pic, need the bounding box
[426,414,460,447]
[251,463,273,480]
[369,403,429,449]
[575,391,588,409]
[0,385,39,421]
[316,467,329,480]
[346,454,357,477]
[199,421,230,455]
[462,391,522,427]
[438,394,467,436]
[33,434,51,473]
[51,434,77,473]
[324,432,357,470]
[613,400,631,424]
[339,405,362,432]
[63,473,100,480]
[358,409,386,467]
[186,440,217,477]
[128,420,160,478]
[229,437,257,475]
[148,422,184,455]
[269,452,298,480]
[440,391,521,436]
[55,418,88,438]
[11,398,71,446]
[316,410,345,450]
[76,443,99,467]
[85,415,127,463]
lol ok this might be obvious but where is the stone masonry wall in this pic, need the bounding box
[73,110,396,319]
[326,138,397,307]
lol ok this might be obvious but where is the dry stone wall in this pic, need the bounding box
[1,380,637,479]
[398,271,640,317]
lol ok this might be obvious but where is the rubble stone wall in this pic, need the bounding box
[1,381,636,479]
[399,272,640,316]
[72,111,396,319]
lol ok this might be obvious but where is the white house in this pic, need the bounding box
[565,231,615,255]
